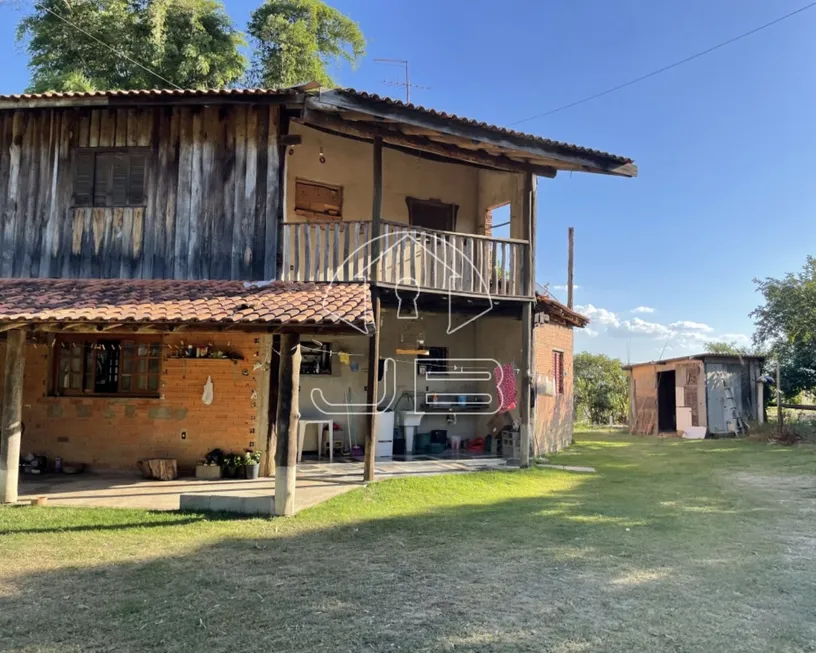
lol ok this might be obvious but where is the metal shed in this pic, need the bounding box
[624,354,766,436]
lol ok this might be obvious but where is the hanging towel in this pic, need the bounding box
[493,363,517,412]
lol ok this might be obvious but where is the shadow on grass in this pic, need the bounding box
[1,437,813,653]
[0,505,246,535]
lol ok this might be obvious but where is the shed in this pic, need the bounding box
[624,354,766,436]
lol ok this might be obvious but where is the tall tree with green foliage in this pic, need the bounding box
[18,0,247,92]
[752,256,816,396]
[247,0,365,88]
[573,352,629,425]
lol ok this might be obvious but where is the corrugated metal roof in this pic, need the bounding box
[623,353,765,370]
[337,89,634,165]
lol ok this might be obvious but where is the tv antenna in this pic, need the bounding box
[373,58,430,103]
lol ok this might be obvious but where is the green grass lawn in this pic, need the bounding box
[2,431,816,652]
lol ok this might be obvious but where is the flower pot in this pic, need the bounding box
[244,463,260,480]
[222,465,237,479]
[196,464,221,480]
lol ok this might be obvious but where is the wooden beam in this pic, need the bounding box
[308,92,637,177]
[364,292,382,482]
[274,333,301,516]
[300,108,558,179]
[272,111,290,280]
[370,136,383,283]
[1,329,25,503]
[263,334,281,477]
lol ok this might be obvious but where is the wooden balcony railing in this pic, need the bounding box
[281,220,530,298]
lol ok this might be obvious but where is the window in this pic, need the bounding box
[300,342,332,375]
[420,347,449,375]
[553,350,565,395]
[73,149,148,207]
[54,337,162,396]
[406,197,458,231]
[294,179,343,221]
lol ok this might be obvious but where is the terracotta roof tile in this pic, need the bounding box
[0,279,373,329]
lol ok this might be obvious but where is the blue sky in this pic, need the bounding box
[2,0,815,364]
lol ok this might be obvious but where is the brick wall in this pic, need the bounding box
[0,332,262,471]
[533,322,574,454]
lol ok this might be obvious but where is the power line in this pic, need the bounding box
[510,1,816,126]
[39,3,183,90]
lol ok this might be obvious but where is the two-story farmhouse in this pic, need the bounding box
[0,85,635,513]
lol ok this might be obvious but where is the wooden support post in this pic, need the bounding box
[364,292,382,482]
[1,329,25,504]
[520,302,532,468]
[518,172,535,468]
[370,136,383,283]
[273,112,291,280]
[260,334,281,477]
[757,379,765,424]
[363,135,384,482]
[274,333,301,516]
[567,226,575,309]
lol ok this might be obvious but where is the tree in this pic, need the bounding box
[704,340,752,356]
[17,0,247,93]
[247,0,365,88]
[752,256,816,397]
[573,352,629,425]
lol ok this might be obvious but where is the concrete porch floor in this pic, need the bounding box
[18,457,507,513]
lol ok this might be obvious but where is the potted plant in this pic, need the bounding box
[222,453,241,479]
[196,460,222,480]
[243,450,262,479]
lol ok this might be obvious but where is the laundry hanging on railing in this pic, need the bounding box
[493,363,518,412]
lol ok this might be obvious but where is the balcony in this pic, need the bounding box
[281,221,531,298]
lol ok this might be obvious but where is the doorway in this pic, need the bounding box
[657,370,677,432]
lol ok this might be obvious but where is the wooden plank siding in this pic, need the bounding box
[0,105,281,281]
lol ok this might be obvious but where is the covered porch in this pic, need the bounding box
[0,278,374,515]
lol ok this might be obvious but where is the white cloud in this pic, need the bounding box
[576,304,619,327]
[575,302,751,358]
[717,333,752,346]
[552,284,580,291]
[609,317,673,340]
[669,320,713,333]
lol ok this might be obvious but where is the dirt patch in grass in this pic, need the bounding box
[2,432,816,652]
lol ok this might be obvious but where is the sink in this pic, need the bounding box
[399,411,424,427]
[399,411,424,456]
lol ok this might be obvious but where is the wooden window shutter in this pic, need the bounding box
[73,151,95,206]
[128,151,147,205]
[111,153,130,206]
[294,179,343,221]
[93,152,113,207]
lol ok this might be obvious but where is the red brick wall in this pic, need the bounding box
[0,332,261,471]
[533,323,574,454]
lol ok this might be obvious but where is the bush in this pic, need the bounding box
[574,352,629,425]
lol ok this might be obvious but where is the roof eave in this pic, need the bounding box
[316,89,636,178]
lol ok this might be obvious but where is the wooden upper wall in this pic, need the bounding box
[0,104,281,281]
